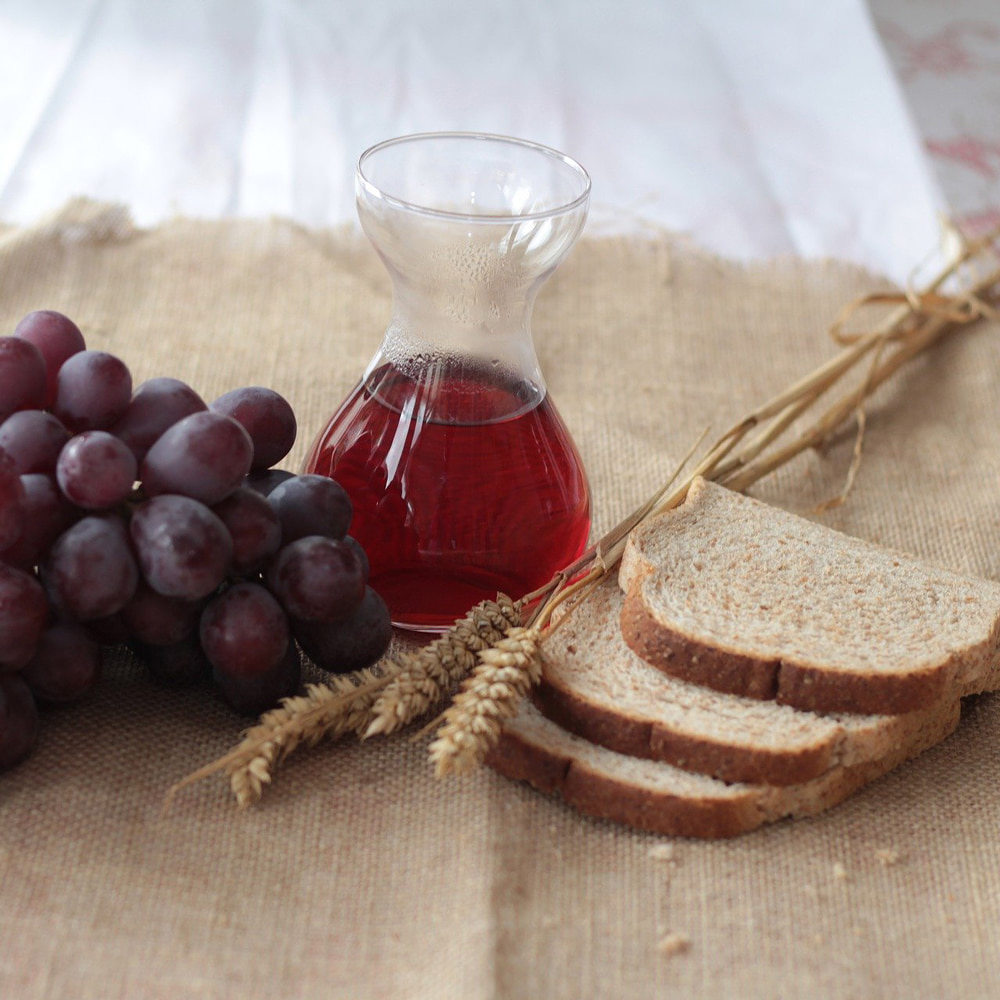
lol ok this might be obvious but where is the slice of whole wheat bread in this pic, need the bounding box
[539,576,949,785]
[617,478,1000,714]
[488,698,960,839]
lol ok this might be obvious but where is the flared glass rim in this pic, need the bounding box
[356,131,592,223]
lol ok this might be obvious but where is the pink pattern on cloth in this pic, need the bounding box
[878,20,1000,78]
[954,207,1000,238]
[924,137,1000,181]
[875,4,1000,241]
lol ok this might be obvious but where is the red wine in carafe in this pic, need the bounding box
[305,358,590,630]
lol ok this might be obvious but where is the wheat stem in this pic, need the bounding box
[428,627,542,777]
[365,596,521,737]
[163,673,389,811]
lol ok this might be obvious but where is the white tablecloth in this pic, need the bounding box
[5,0,992,284]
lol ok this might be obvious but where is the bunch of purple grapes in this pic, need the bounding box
[0,310,391,772]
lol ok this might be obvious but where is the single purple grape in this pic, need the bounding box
[211,386,297,470]
[111,376,207,462]
[267,474,352,543]
[0,674,39,770]
[214,642,301,716]
[212,486,282,574]
[292,586,391,674]
[0,561,48,670]
[130,494,233,600]
[0,474,78,569]
[41,514,139,621]
[20,621,102,703]
[0,410,71,475]
[266,535,365,622]
[13,310,86,408]
[141,410,253,505]
[53,350,133,433]
[0,449,26,552]
[56,431,137,509]
[0,336,47,421]
[120,579,205,646]
[200,582,289,681]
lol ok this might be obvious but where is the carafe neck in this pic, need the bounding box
[359,202,587,393]
[371,264,545,391]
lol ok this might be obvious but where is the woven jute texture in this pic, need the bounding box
[1,199,999,1000]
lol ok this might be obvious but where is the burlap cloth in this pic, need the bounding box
[1,200,998,1000]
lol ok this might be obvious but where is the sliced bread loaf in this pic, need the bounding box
[617,478,1000,714]
[539,576,949,785]
[488,698,960,839]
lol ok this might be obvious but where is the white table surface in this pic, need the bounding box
[0,0,997,284]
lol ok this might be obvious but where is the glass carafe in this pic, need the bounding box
[305,132,592,630]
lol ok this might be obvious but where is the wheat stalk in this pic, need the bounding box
[420,570,609,772]
[166,596,522,808]
[365,595,521,737]
[428,627,543,777]
[164,667,388,810]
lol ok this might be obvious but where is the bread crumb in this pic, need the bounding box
[648,843,675,862]
[875,848,901,866]
[832,862,848,881]
[657,933,691,957]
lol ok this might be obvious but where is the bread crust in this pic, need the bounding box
[488,724,759,838]
[617,478,1000,715]
[620,584,954,715]
[487,699,961,839]
[534,681,834,786]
